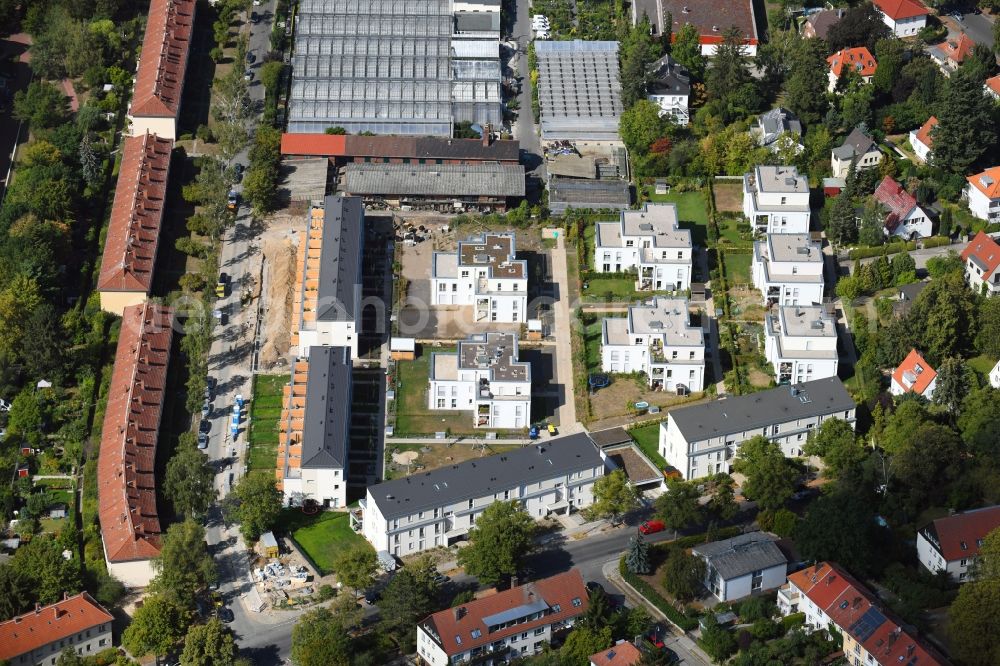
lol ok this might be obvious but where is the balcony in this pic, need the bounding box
[476,298,489,322]
[778,361,792,384]
[650,339,666,363]
[777,584,799,611]
[477,404,490,427]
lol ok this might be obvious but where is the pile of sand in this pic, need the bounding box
[391,450,419,465]
[259,238,297,369]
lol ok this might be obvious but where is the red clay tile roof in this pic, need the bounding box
[967,167,1000,200]
[98,302,173,564]
[97,133,173,293]
[942,33,975,64]
[923,506,1000,562]
[961,231,1000,276]
[914,116,937,150]
[421,570,588,657]
[827,47,878,79]
[986,75,1000,96]
[280,133,348,157]
[0,593,114,661]
[662,0,759,46]
[874,176,917,231]
[789,562,949,666]
[891,349,936,396]
[590,640,642,666]
[873,0,929,20]
[280,133,521,162]
[131,0,196,118]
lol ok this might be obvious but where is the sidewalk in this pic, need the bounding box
[550,235,578,428]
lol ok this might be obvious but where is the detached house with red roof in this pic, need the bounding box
[590,640,643,666]
[961,231,1000,296]
[0,593,114,666]
[127,0,196,140]
[985,74,1000,101]
[873,0,929,37]
[416,570,589,665]
[890,349,936,400]
[97,302,173,587]
[929,33,975,76]
[826,47,878,93]
[778,562,950,666]
[917,505,1000,582]
[964,166,1000,222]
[873,176,932,240]
[908,116,937,163]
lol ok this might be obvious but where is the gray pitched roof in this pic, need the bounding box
[342,163,525,197]
[756,108,802,146]
[647,54,691,96]
[832,127,877,161]
[691,532,788,580]
[317,195,364,322]
[368,433,605,519]
[301,346,353,469]
[668,378,856,442]
[693,532,787,580]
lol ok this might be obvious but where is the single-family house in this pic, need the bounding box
[693,532,789,602]
[830,126,883,177]
[826,47,878,92]
[960,231,1000,296]
[917,505,1000,582]
[873,176,933,240]
[647,54,690,124]
[933,32,975,75]
[892,281,928,318]
[873,0,929,37]
[985,75,1000,101]
[601,298,705,392]
[431,232,528,323]
[658,378,856,480]
[908,116,937,163]
[751,108,804,153]
[590,640,643,666]
[964,167,1000,222]
[764,306,839,385]
[890,349,936,399]
[802,8,846,40]
[429,332,531,429]
[593,203,693,292]
[743,165,812,234]
[751,233,824,307]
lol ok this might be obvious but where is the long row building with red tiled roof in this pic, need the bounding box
[778,562,950,666]
[0,593,114,665]
[128,0,196,140]
[97,302,174,587]
[97,133,173,315]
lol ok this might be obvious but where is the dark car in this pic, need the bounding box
[246,52,256,64]
[216,606,234,623]
[199,420,212,434]
[586,581,605,595]
[363,588,381,604]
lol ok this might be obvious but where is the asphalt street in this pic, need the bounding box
[510,0,546,202]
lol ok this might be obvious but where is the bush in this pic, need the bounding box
[750,617,784,640]
[848,240,916,260]
[736,596,772,623]
[618,557,699,631]
[922,236,951,249]
[781,612,806,631]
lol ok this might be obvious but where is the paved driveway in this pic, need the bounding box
[943,11,995,47]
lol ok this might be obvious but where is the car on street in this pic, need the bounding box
[639,519,665,535]
[216,606,234,623]
[227,191,239,210]
[246,52,256,64]
[216,272,228,297]
[201,401,211,418]
[199,420,212,434]
[244,69,254,82]
[197,432,208,449]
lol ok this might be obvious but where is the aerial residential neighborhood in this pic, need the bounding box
[1,0,1000,665]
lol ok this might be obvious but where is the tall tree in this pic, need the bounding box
[164,445,216,519]
[619,17,660,108]
[872,38,905,95]
[456,500,538,587]
[705,28,758,122]
[858,198,885,246]
[957,387,1000,458]
[907,272,978,364]
[660,547,706,602]
[590,469,639,523]
[671,23,704,81]
[151,519,217,609]
[932,357,973,415]
[826,4,891,52]
[121,594,189,658]
[785,38,829,125]
[707,476,738,521]
[560,626,613,665]
[230,473,283,543]
[625,535,651,575]
[9,534,81,605]
[949,578,1000,666]
[732,437,796,512]
[12,81,71,129]
[655,479,702,533]
[180,618,239,666]
[804,418,867,480]
[975,297,1000,359]
[931,68,998,174]
[0,564,34,618]
[330,545,377,593]
[619,100,667,156]
[378,557,439,650]
[291,607,352,666]
[795,490,884,576]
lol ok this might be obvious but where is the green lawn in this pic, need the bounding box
[628,423,669,469]
[645,189,709,247]
[723,252,752,284]
[582,275,640,302]
[247,374,289,478]
[583,318,606,375]
[968,354,998,377]
[394,348,477,436]
[281,509,370,575]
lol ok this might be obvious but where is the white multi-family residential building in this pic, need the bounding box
[0,593,115,666]
[417,570,589,666]
[764,306,839,385]
[743,165,811,234]
[873,176,933,240]
[428,332,531,429]
[658,378,856,479]
[778,562,948,666]
[432,232,528,322]
[890,349,936,400]
[593,203,693,292]
[693,533,788,602]
[964,167,1000,222]
[961,231,1000,296]
[646,54,690,124]
[917,506,1000,583]
[292,195,365,359]
[751,233,824,307]
[358,433,605,556]
[830,126,882,177]
[601,298,704,392]
[873,0,928,37]
[908,116,937,163]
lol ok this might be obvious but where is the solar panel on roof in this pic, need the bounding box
[849,606,886,643]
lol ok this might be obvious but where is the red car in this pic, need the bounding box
[639,520,665,535]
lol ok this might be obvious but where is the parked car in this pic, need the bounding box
[639,520,665,535]
[246,52,256,64]
[201,402,211,418]
[216,606,234,623]
[199,420,212,434]
[244,69,254,82]
[197,432,208,449]
[227,191,239,210]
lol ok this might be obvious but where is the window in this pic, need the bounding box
[552,604,561,612]
[534,627,546,636]
[461,270,469,278]
[961,541,968,550]
[456,635,463,645]
[961,558,968,567]
[471,629,482,639]
[571,597,582,607]
[438,283,446,292]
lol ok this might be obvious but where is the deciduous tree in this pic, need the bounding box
[661,547,706,602]
[330,545,377,593]
[590,469,639,522]
[733,437,796,512]
[165,445,216,519]
[795,490,884,576]
[180,618,238,666]
[560,626,612,665]
[655,479,702,533]
[291,607,352,666]
[456,500,538,587]
[121,594,188,658]
[671,23,704,81]
[378,556,439,649]
[230,473,282,543]
[150,519,217,609]
[804,419,866,480]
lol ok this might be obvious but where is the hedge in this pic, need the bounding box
[921,236,951,249]
[848,240,917,260]
[672,526,742,549]
[781,612,806,631]
[619,556,699,631]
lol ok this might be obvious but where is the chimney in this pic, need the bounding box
[511,575,519,589]
[482,125,491,147]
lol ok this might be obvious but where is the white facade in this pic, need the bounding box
[917,507,1000,583]
[751,234,824,307]
[657,379,856,480]
[743,165,811,234]
[282,468,347,510]
[830,145,882,177]
[297,320,358,359]
[916,530,973,582]
[764,306,839,385]
[593,203,693,292]
[105,558,157,588]
[876,8,926,37]
[883,204,933,240]
[127,115,177,141]
[432,233,528,323]
[962,232,1000,296]
[428,332,531,429]
[600,297,705,392]
[965,173,1000,222]
[695,534,789,602]
[707,565,787,602]
[910,131,932,163]
[648,91,689,123]
[418,620,564,666]
[989,360,1000,389]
